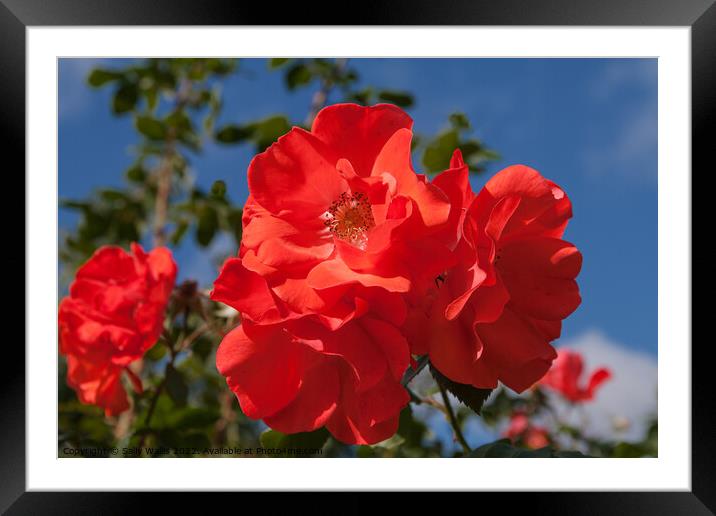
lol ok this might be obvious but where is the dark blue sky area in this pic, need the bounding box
[59,58,657,357]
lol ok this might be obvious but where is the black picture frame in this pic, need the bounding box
[4,0,707,512]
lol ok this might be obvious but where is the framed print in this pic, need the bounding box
[4,0,708,512]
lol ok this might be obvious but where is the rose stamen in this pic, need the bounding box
[324,192,375,250]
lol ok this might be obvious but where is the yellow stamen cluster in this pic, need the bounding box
[324,191,375,249]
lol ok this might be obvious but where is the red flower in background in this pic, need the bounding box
[504,412,550,449]
[540,349,612,403]
[216,315,410,445]
[59,243,177,415]
[414,162,582,393]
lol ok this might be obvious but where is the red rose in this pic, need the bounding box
[540,349,612,403]
[215,315,410,445]
[58,243,177,415]
[212,103,456,329]
[212,103,460,443]
[414,162,582,393]
[504,412,550,449]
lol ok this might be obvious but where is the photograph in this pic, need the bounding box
[57,57,658,459]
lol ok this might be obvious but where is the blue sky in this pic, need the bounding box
[59,58,658,446]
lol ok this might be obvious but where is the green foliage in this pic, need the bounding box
[259,428,330,456]
[268,58,290,69]
[346,86,415,109]
[214,115,292,152]
[60,189,147,269]
[285,63,314,90]
[430,364,492,415]
[479,386,658,458]
[165,363,189,407]
[87,69,123,87]
[63,57,643,462]
[210,180,227,199]
[135,115,167,140]
[112,82,139,114]
[271,58,358,93]
[470,439,590,458]
[61,58,243,273]
[214,124,251,144]
[607,419,657,458]
[378,90,415,108]
[172,185,242,248]
[421,112,500,174]
[479,388,522,426]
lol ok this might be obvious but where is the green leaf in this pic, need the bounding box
[214,124,252,144]
[126,164,147,183]
[610,442,653,458]
[285,63,313,90]
[166,110,192,133]
[145,342,167,361]
[259,428,329,456]
[268,58,291,69]
[356,445,377,458]
[205,58,235,76]
[112,82,139,115]
[135,116,167,140]
[191,335,213,361]
[169,407,220,431]
[470,439,590,458]
[555,450,592,458]
[210,180,227,200]
[250,116,291,151]
[346,87,374,105]
[378,90,415,108]
[449,112,471,130]
[99,189,128,202]
[227,208,243,244]
[165,364,188,407]
[479,388,519,426]
[87,69,122,87]
[471,440,545,457]
[178,432,211,453]
[422,130,460,173]
[196,205,219,247]
[170,220,190,246]
[469,439,517,457]
[397,405,428,448]
[430,363,492,415]
[145,88,159,111]
[215,116,290,151]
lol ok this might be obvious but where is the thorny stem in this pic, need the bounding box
[438,381,472,454]
[137,332,177,453]
[401,355,430,387]
[136,296,226,453]
[143,374,168,429]
[406,386,449,415]
[178,323,210,353]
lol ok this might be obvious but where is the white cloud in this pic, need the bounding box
[549,330,657,442]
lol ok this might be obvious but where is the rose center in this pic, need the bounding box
[324,192,375,249]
